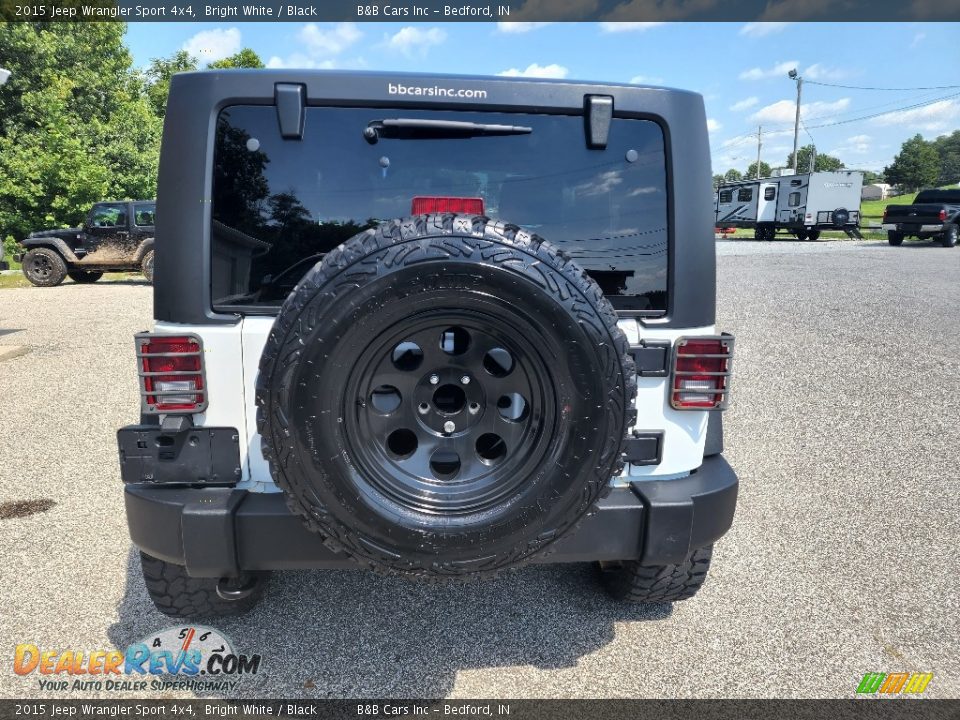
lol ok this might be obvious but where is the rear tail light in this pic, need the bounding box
[411,196,484,215]
[136,333,206,413]
[670,335,734,410]
[939,209,947,221]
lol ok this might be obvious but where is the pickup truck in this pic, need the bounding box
[882,189,960,247]
[14,200,156,286]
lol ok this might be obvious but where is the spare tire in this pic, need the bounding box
[257,214,637,579]
[832,208,850,227]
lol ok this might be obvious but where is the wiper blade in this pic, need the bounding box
[364,119,532,143]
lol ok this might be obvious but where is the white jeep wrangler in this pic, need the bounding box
[117,70,737,617]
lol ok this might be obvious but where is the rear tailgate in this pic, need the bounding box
[885,204,945,225]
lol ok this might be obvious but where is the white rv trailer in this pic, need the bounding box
[715,170,864,240]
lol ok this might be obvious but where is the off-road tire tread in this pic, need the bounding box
[141,250,155,283]
[140,552,266,619]
[22,248,67,287]
[887,231,904,246]
[601,545,713,603]
[941,223,958,248]
[256,214,637,580]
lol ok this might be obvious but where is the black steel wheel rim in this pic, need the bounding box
[340,310,557,516]
[30,255,52,278]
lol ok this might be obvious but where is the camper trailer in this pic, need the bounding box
[715,170,863,240]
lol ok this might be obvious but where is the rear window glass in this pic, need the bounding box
[134,203,155,226]
[914,190,960,204]
[718,190,732,203]
[210,106,669,313]
[737,188,753,202]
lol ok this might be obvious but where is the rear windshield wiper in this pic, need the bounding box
[364,119,533,143]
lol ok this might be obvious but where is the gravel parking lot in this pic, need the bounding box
[1,239,958,699]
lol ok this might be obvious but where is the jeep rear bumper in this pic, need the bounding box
[123,456,738,578]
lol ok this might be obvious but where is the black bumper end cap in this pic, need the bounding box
[629,454,738,566]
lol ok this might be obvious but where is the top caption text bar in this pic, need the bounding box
[2,0,959,22]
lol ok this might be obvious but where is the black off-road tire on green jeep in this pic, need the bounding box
[141,249,155,284]
[941,223,958,248]
[68,270,103,284]
[140,552,269,618]
[600,545,714,603]
[22,247,68,287]
[887,231,904,246]
[257,214,637,581]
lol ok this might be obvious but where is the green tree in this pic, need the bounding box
[712,173,724,189]
[724,168,742,182]
[144,50,197,117]
[209,48,265,69]
[885,134,940,191]
[745,161,771,179]
[786,145,844,173]
[932,130,960,186]
[0,24,161,239]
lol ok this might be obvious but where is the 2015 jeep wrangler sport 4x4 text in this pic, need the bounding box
[117,70,738,617]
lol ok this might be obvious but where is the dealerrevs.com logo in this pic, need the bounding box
[388,83,488,99]
[14,626,262,693]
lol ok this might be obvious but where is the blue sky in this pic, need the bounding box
[125,21,960,174]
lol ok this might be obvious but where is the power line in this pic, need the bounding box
[804,91,960,130]
[806,80,960,91]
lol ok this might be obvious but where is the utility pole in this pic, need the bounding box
[788,68,802,173]
[755,125,762,179]
[808,146,816,173]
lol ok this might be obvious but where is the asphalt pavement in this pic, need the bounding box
[0,238,957,699]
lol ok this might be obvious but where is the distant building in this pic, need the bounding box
[862,183,893,201]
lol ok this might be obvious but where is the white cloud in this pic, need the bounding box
[298,23,362,57]
[382,27,447,57]
[911,32,926,48]
[707,118,722,133]
[872,99,960,132]
[498,63,569,79]
[730,96,759,111]
[750,98,850,124]
[830,134,872,156]
[739,60,798,81]
[629,74,664,85]
[804,63,846,81]
[266,55,335,70]
[599,22,664,32]
[739,22,791,36]
[497,22,553,33]
[182,28,241,64]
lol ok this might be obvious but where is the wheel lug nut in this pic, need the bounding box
[460,375,470,384]
[429,374,440,385]
[443,421,456,433]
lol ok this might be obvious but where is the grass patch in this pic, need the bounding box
[860,193,916,223]
[0,271,144,290]
[0,273,31,289]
